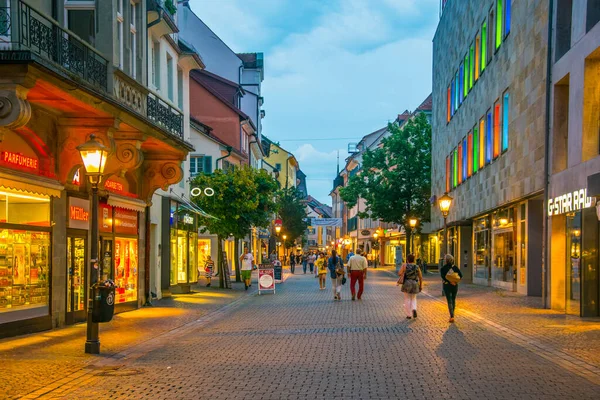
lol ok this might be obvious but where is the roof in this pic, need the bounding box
[190,117,248,159]
[305,195,332,218]
[237,52,264,69]
[415,94,432,112]
[178,38,205,69]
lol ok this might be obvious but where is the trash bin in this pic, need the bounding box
[92,281,116,323]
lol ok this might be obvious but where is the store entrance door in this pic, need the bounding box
[66,236,87,325]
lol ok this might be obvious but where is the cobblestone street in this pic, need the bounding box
[3,268,600,399]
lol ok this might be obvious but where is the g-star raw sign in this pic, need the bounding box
[547,188,595,216]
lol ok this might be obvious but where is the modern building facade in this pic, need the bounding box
[547,1,600,317]
[0,0,193,337]
[432,0,547,295]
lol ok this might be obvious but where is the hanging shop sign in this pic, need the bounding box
[311,218,342,227]
[547,188,595,216]
[183,214,194,225]
[190,187,215,197]
[114,207,138,235]
[99,203,114,233]
[1,151,39,171]
[68,197,90,230]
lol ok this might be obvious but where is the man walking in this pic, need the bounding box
[347,249,368,300]
[240,247,255,290]
[308,252,316,274]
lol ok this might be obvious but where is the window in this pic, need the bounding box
[463,54,469,96]
[486,110,493,164]
[469,44,474,90]
[459,62,464,104]
[167,53,174,102]
[117,0,123,69]
[587,0,600,32]
[454,71,459,111]
[467,132,473,177]
[190,155,213,176]
[275,163,282,171]
[481,20,487,71]
[487,8,494,62]
[152,41,160,88]
[130,1,137,79]
[556,0,573,61]
[479,117,486,169]
[462,137,468,181]
[457,141,463,185]
[446,156,451,192]
[473,124,479,174]
[450,80,455,116]
[502,91,509,152]
[177,67,184,109]
[504,0,511,37]
[453,148,458,188]
[496,0,503,50]
[475,35,480,81]
[447,86,451,123]
[66,1,95,46]
[494,100,501,158]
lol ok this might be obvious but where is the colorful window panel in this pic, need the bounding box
[462,137,468,181]
[481,21,487,71]
[504,0,511,37]
[486,111,493,164]
[463,55,469,95]
[457,142,463,185]
[459,63,464,104]
[447,86,451,122]
[494,101,501,158]
[496,0,502,50]
[446,156,451,192]
[469,45,474,90]
[473,125,479,174]
[453,148,458,188]
[454,71,459,111]
[502,92,509,152]
[467,132,473,177]
[479,118,486,169]
[475,35,480,80]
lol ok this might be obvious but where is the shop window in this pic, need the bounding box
[556,0,573,62]
[445,156,450,192]
[492,208,516,285]
[447,86,451,122]
[486,110,493,164]
[0,230,50,322]
[114,237,138,303]
[473,125,479,174]
[474,217,490,280]
[481,20,487,71]
[475,34,480,80]
[479,117,486,169]
[496,0,503,50]
[587,0,600,32]
[502,91,510,152]
[459,62,464,104]
[469,44,474,90]
[504,0,511,37]
[0,192,50,226]
[462,137,468,182]
[494,100,501,159]
[566,212,581,315]
[457,142,463,185]
[467,132,473,177]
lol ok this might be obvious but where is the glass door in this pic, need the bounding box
[66,236,86,324]
[566,212,581,315]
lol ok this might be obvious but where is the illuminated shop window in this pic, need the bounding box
[479,117,486,169]
[502,91,510,152]
[451,79,455,116]
[454,71,459,111]
[447,86,451,123]
[494,100,501,159]
[463,54,469,96]
[459,63,464,104]
[486,110,493,164]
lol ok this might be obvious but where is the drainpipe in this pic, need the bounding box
[216,145,233,170]
[542,0,555,309]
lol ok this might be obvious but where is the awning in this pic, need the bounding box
[107,194,147,212]
[0,170,63,198]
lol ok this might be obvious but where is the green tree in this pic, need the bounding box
[340,113,431,253]
[276,187,308,249]
[191,167,278,287]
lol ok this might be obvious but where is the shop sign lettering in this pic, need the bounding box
[105,180,124,192]
[2,151,38,170]
[547,188,594,216]
[69,197,90,229]
[70,206,89,222]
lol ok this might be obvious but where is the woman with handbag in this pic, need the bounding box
[397,254,423,319]
[440,254,462,322]
[328,250,345,301]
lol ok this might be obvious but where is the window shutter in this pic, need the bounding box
[204,156,213,174]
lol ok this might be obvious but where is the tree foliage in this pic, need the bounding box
[276,187,308,247]
[339,112,432,233]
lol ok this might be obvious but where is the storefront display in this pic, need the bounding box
[67,237,86,314]
[169,201,198,287]
[114,238,138,303]
[474,217,490,281]
[492,207,516,290]
[566,212,582,315]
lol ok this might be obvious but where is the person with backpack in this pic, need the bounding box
[440,254,462,323]
[328,250,345,300]
[397,254,423,319]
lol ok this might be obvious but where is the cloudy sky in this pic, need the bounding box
[188,0,438,204]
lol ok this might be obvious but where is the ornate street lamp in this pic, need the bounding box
[275,226,281,234]
[77,135,108,355]
[408,218,418,254]
[282,234,287,264]
[438,193,453,256]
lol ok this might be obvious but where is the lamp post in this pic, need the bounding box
[283,234,287,264]
[373,231,379,268]
[77,135,108,354]
[438,193,453,256]
[409,218,418,254]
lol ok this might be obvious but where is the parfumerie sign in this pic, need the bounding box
[547,188,595,216]
[2,151,38,170]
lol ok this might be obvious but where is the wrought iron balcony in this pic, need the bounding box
[0,1,108,90]
[147,93,183,139]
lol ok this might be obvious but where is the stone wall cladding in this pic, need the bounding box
[431,0,549,230]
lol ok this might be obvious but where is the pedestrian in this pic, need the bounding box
[347,249,368,301]
[302,252,308,274]
[308,252,316,274]
[316,252,328,290]
[203,255,215,287]
[328,250,345,300]
[346,250,354,263]
[440,254,462,323]
[240,247,255,290]
[397,254,423,319]
[290,251,296,274]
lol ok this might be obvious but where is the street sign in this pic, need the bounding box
[258,265,275,294]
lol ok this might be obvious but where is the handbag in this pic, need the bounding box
[341,276,347,285]
[445,269,461,284]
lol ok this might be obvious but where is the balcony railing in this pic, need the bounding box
[147,93,183,139]
[0,1,108,90]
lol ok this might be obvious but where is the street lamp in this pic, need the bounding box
[275,225,281,234]
[438,192,453,256]
[282,235,287,264]
[409,218,418,254]
[77,134,108,355]
[372,232,379,268]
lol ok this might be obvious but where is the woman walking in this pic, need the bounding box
[328,250,344,300]
[397,254,423,319]
[316,251,328,290]
[203,255,215,287]
[440,254,462,322]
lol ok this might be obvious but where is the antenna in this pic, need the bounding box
[337,150,340,174]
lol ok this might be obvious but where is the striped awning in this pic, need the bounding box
[107,194,147,212]
[0,170,63,198]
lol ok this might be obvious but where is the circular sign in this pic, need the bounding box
[106,292,114,306]
[361,229,371,236]
[259,274,274,288]
[190,187,215,197]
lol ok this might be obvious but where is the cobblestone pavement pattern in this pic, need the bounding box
[4,269,600,399]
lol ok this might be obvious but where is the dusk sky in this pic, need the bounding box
[189,0,438,204]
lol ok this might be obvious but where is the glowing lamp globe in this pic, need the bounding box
[77,135,108,184]
[438,193,453,217]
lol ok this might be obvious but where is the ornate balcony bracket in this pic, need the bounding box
[0,88,31,129]
[103,139,144,178]
[140,159,183,204]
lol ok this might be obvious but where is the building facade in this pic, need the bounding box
[0,0,192,337]
[432,0,547,295]
[547,1,600,317]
